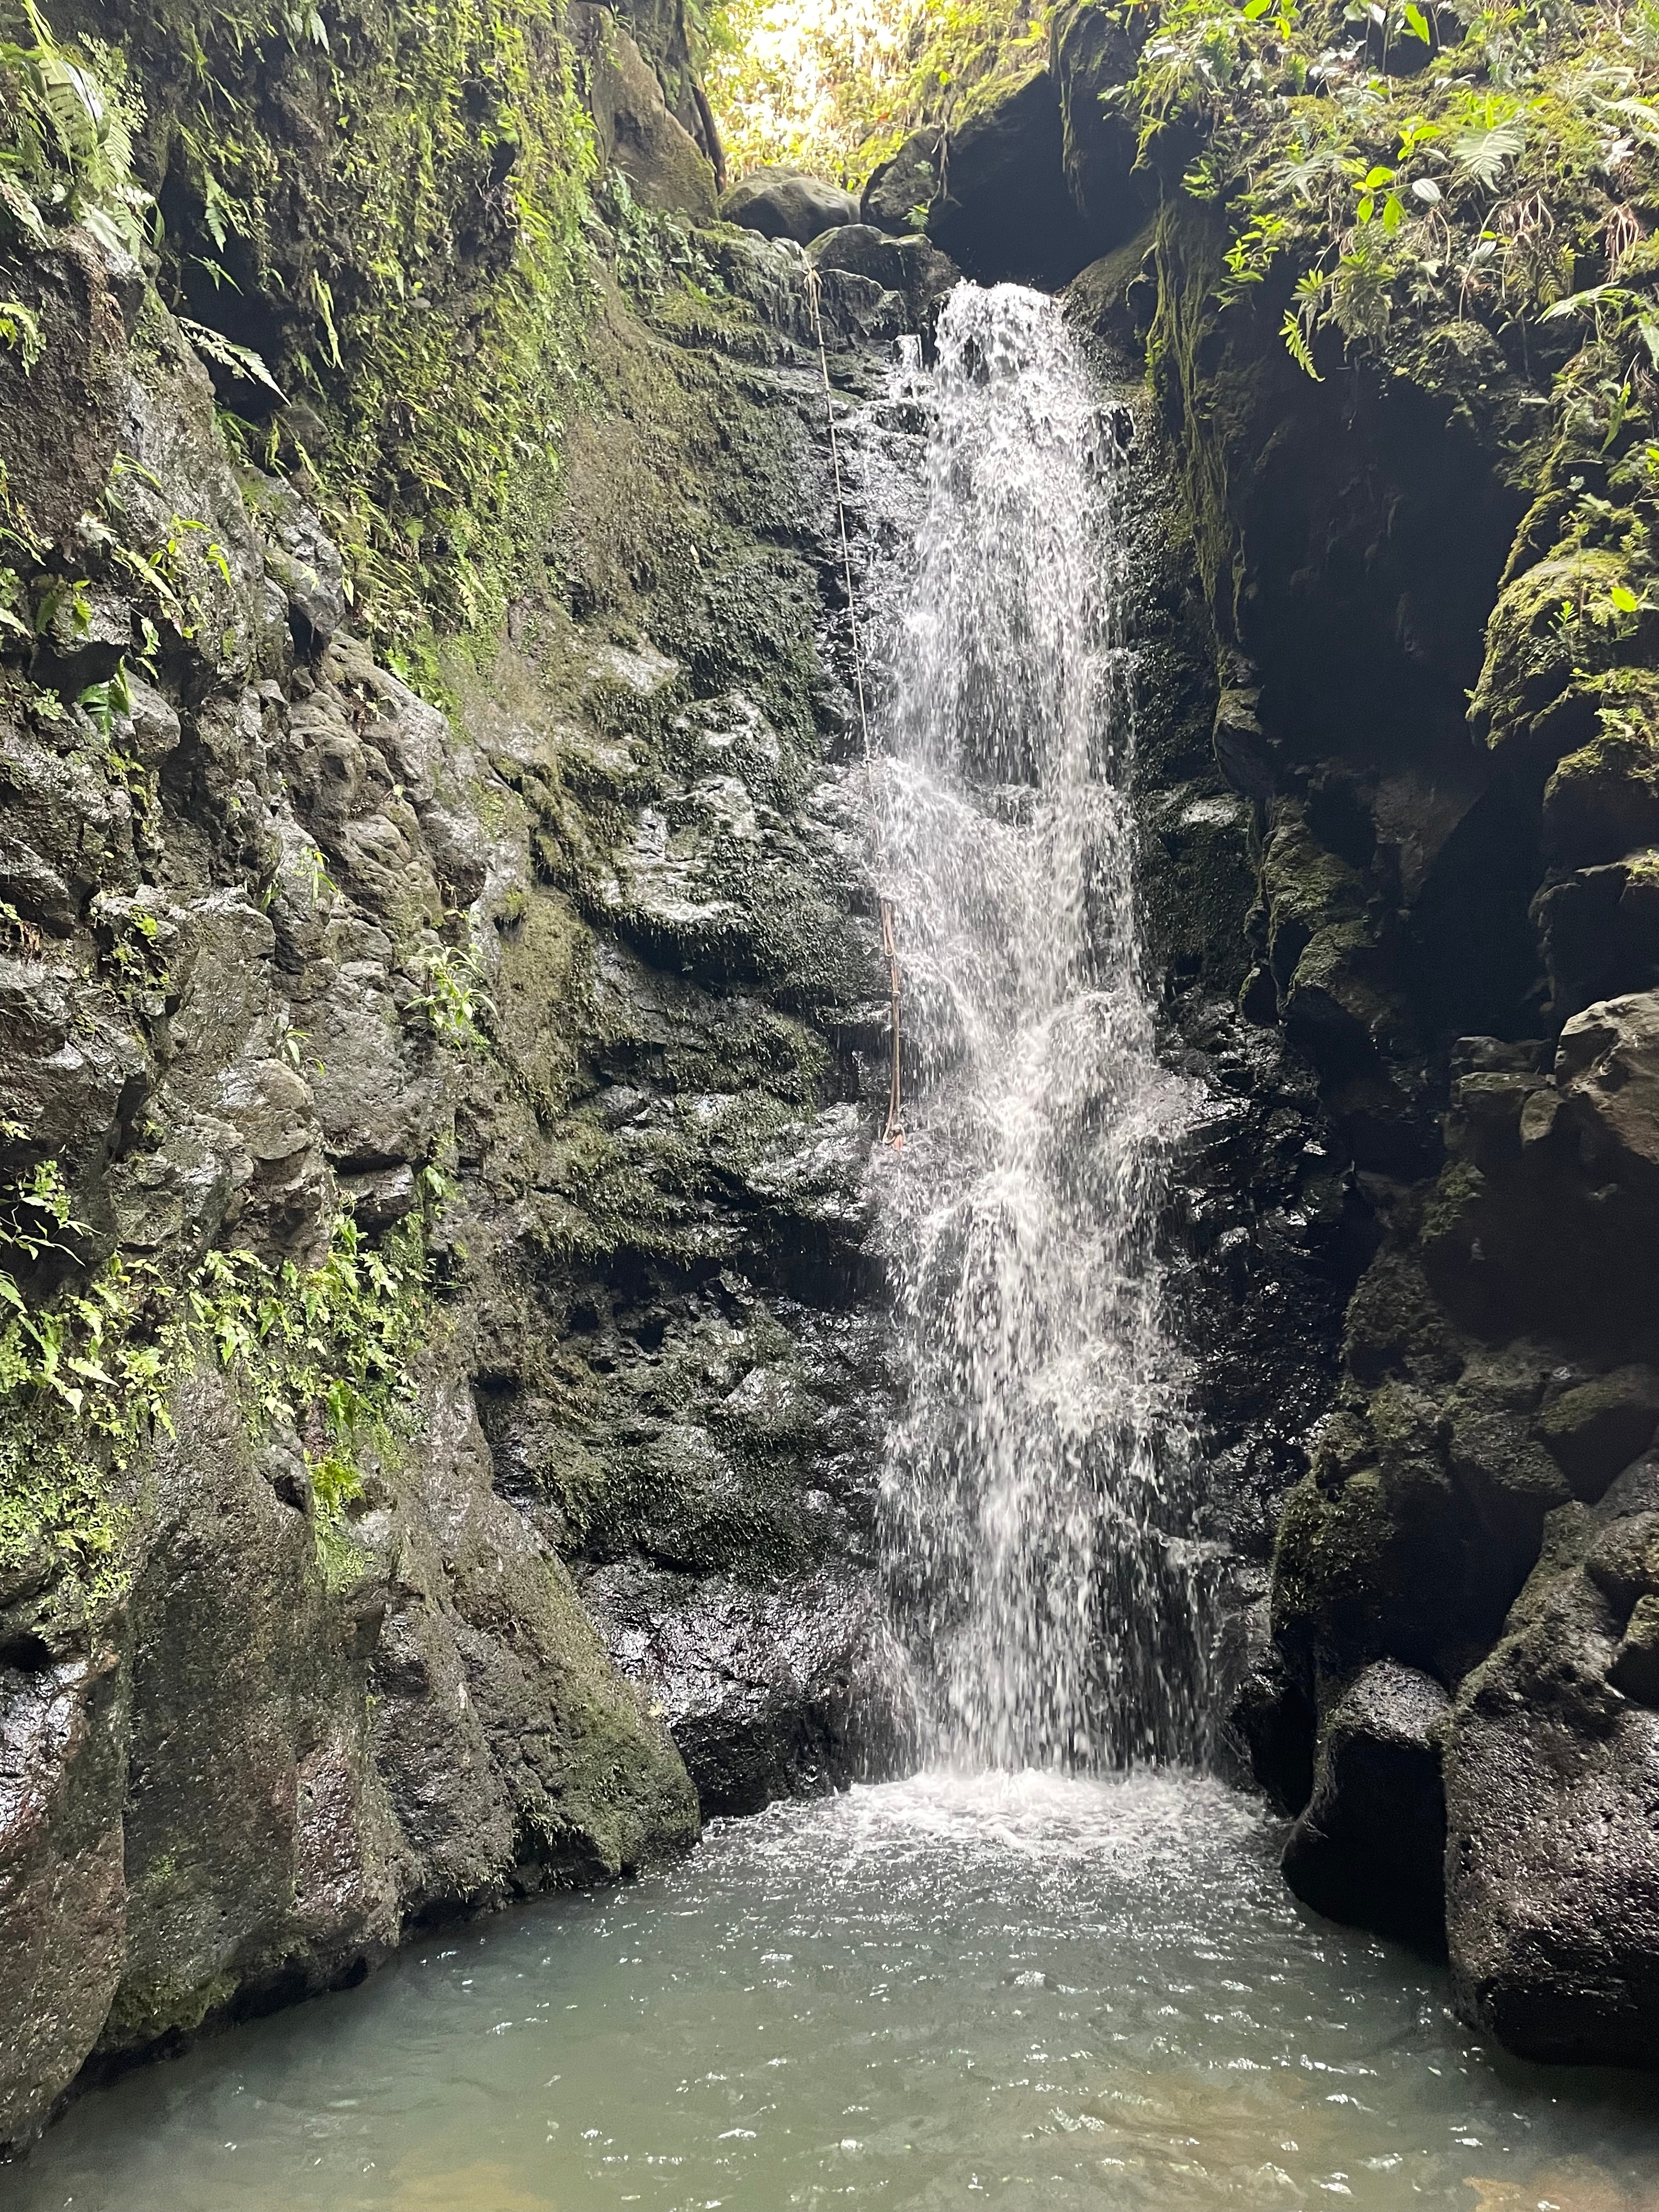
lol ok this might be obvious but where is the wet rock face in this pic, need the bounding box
[0,173,903,2138]
[1088,314,1356,1748]
[583,1560,889,1815]
[1051,30,1659,2073]
[809,225,961,335]
[0,1647,126,2147]
[1446,1465,1659,2068]
[879,8,1143,289]
[1250,1008,1659,2059]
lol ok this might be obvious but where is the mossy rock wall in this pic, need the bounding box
[0,0,921,2142]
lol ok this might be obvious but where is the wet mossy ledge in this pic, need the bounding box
[0,0,934,2147]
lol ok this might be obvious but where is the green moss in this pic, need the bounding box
[1366,1376,1446,1477]
[0,1417,136,1637]
[1541,683,1659,865]
[1147,194,1250,642]
[1259,804,1367,976]
[1343,1248,1460,1384]
[44,0,596,665]
[1270,1463,1394,1668]
[0,1205,435,1620]
[1470,548,1637,755]
[1418,1159,1485,1250]
[103,1965,240,2049]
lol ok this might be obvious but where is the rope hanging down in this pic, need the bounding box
[803,261,905,1152]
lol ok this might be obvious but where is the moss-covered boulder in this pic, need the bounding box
[1539,1367,1659,1504]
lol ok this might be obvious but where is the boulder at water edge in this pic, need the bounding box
[1280,1661,1450,1947]
[1445,1462,1659,2067]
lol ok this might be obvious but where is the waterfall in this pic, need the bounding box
[865,284,1215,1773]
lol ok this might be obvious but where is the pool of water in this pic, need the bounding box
[12,1772,1657,2212]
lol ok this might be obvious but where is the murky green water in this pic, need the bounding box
[11,1773,1657,2212]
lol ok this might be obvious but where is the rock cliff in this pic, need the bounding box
[0,0,932,2145]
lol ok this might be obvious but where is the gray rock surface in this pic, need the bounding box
[1446,1464,1659,2067]
[0,180,902,2145]
[584,1561,891,1814]
[722,167,859,245]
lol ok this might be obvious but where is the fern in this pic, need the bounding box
[0,1,151,255]
[1280,308,1323,381]
[177,315,286,399]
[1451,117,1526,190]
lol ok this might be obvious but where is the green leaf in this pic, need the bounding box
[1610,584,1641,614]
[1402,3,1431,41]
[0,176,49,248]
[1280,309,1323,381]
[177,317,286,400]
[1452,118,1525,191]
[1541,284,1621,321]
[78,204,130,256]
[0,298,43,371]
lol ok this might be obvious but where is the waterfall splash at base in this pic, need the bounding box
[866,283,1216,1772]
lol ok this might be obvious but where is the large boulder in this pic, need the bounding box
[583,1562,887,1815]
[808,224,960,329]
[1281,1660,1451,1946]
[1555,988,1659,1202]
[1445,1464,1659,2067]
[1539,1365,1659,1502]
[569,4,718,221]
[721,167,858,246]
[1543,716,1659,870]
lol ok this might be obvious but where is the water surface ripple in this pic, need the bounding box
[15,1773,1656,2212]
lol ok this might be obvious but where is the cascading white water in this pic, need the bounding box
[865,283,1215,1771]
